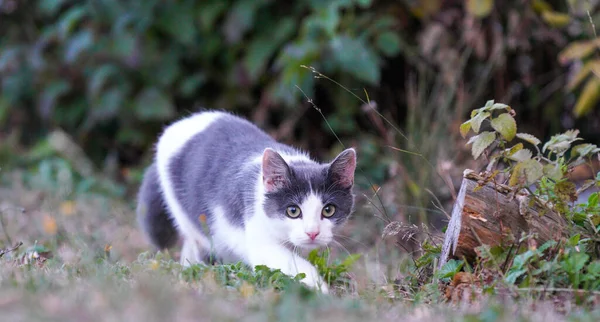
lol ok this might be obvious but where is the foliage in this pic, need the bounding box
[0,0,401,170]
[449,99,600,296]
[308,248,361,287]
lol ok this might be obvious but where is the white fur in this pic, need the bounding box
[155,111,331,293]
[156,111,224,265]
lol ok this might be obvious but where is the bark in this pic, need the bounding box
[440,170,568,267]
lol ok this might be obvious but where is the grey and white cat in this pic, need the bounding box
[136,110,357,293]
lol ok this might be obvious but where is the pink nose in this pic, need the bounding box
[306,231,320,240]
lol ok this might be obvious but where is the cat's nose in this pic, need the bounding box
[306,231,320,240]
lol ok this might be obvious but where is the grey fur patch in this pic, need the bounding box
[263,158,355,226]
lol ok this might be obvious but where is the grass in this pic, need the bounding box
[2,169,600,321]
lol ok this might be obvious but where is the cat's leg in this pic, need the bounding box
[246,244,329,293]
[180,238,204,266]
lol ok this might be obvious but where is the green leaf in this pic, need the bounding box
[490,113,517,141]
[88,64,121,99]
[543,129,582,155]
[157,3,197,45]
[543,164,563,181]
[588,192,599,208]
[436,259,464,279]
[39,80,71,119]
[58,6,87,39]
[459,120,471,138]
[509,159,544,186]
[516,133,542,146]
[330,36,380,85]
[561,252,589,276]
[490,103,511,111]
[558,38,600,64]
[508,148,533,162]
[38,0,67,16]
[574,78,600,117]
[466,0,494,18]
[376,31,402,57]
[244,18,295,81]
[572,143,600,159]
[505,268,527,284]
[64,30,94,63]
[468,131,496,159]
[470,111,490,133]
[541,10,571,28]
[179,73,207,97]
[134,88,175,121]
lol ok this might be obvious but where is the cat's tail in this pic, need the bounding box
[136,163,179,249]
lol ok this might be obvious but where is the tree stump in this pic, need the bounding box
[439,170,568,268]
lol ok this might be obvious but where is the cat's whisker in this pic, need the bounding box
[333,233,369,248]
[331,240,353,258]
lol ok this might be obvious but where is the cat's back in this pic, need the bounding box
[156,110,273,161]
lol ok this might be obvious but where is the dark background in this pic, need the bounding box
[1,0,599,233]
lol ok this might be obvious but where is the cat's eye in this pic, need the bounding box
[286,205,302,218]
[321,205,336,218]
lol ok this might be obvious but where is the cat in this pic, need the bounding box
[136,110,357,293]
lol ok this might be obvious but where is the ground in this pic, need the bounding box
[1,169,600,322]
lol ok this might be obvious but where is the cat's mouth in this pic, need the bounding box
[296,239,329,250]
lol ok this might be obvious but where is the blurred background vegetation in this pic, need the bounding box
[1,0,600,241]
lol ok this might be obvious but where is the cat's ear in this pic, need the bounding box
[262,148,291,193]
[328,148,357,189]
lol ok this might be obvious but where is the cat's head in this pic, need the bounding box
[261,148,356,249]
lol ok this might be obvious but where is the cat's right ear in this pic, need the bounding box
[262,148,291,193]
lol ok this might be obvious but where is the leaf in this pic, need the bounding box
[567,60,600,91]
[543,164,563,181]
[572,143,600,159]
[459,120,471,138]
[468,131,496,159]
[38,80,71,120]
[541,11,571,28]
[561,252,589,274]
[88,64,120,99]
[543,129,582,154]
[244,18,295,81]
[558,38,600,64]
[134,88,175,121]
[376,31,402,57]
[588,192,599,208]
[64,30,94,63]
[436,259,464,279]
[516,133,542,146]
[179,73,207,97]
[330,35,380,84]
[509,159,544,186]
[470,111,491,133]
[505,268,527,284]
[506,142,524,155]
[38,0,67,16]
[157,3,197,45]
[508,148,533,162]
[573,78,600,117]
[58,6,87,39]
[490,113,517,141]
[466,0,494,18]
[42,214,58,235]
[490,103,511,111]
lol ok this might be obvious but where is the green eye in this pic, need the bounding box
[286,205,302,218]
[322,205,336,217]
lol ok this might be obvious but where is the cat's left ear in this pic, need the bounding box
[328,148,357,189]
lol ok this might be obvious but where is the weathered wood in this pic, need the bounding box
[440,170,568,267]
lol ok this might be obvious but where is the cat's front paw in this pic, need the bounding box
[298,267,329,294]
